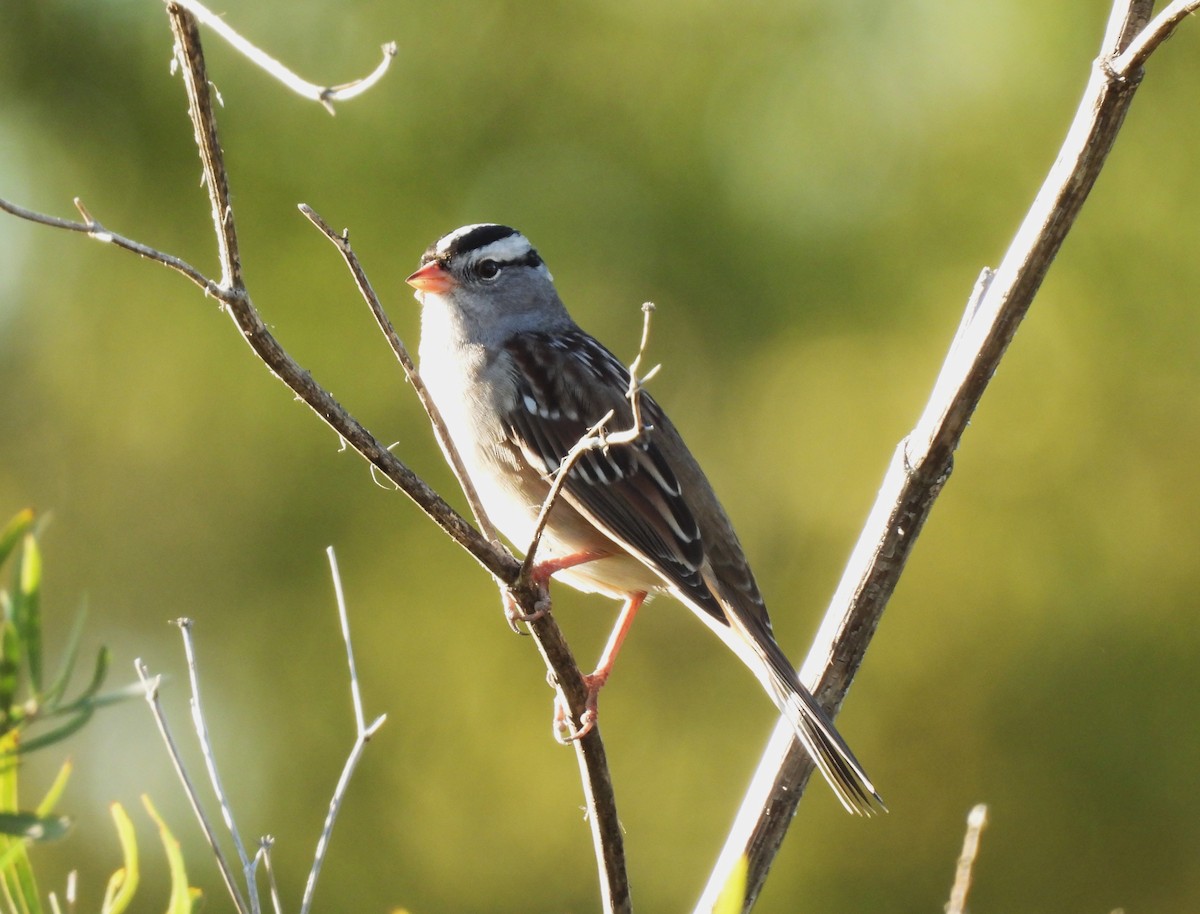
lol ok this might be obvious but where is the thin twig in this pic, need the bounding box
[258,839,283,914]
[167,4,512,586]
[945,804,989,914]
[0,197,218,295]
[325,547,366,731]
[169,0,397,114]
[1110,0,1200,74]
[299,205,501,545]
[519,303,661,581]
[134,656,250,914]
[518,407,614,584]
[177,618,261,913]
[301,548,388,914]
[697,1,1164,910]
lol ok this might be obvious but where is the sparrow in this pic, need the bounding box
[406,223,881,814]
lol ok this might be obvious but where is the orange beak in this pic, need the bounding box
[405,261,456,294]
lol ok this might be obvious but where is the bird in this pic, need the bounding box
[406,223,882,814]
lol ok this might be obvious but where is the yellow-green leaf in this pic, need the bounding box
[101,803,139,914]
[143,795,196,914]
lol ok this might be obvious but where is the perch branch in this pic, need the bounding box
[292,207,629,910]
[1,6,628,910]
[696,1,1171,910]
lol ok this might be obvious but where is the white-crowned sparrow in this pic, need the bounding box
[407,223,882,814]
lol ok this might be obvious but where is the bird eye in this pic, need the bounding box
[476,259,501,281]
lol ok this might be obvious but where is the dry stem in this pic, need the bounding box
[696,2,1169,909]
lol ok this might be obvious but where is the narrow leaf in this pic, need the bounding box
[35,760,72,818]
[0,621,19,725]
[17,536,42,695]
[41,605,88,709]
[101,803,138,914]
[16,707,93,756]
[0,512,34,573]
[76,646,111,705]
[143,796,196,914]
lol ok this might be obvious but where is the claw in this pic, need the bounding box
[501,587,552,628]
[502,588,550,633]
[553,671,607,743]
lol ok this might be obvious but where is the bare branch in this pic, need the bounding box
[168,4,243,291]
[301,548,387,914]
[299,205,502,545]
[135,654,251,914]
[294,206,629,909]
[1110,0,1200,75]
[186,8,634,909]
[697,1,1182,909]
[178,618,263,911]
[259,839,283,914]
[169,0,397,114]
[0,196,219,295]
[946,804,989,914]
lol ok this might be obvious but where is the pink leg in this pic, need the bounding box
[504,548,611,628]
[530,548,610,584]
[559,592,647,741]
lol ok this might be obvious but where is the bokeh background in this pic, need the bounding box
[3,1,1199,911]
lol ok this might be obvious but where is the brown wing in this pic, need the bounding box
[501,329,770,631]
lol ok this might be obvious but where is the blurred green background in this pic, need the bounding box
[3,0,1200,911]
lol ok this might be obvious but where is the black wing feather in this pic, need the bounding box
[502,330,722,621]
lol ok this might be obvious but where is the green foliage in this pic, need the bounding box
[0,511,198,914]
[0,511,119,756]
[102,798,199,914]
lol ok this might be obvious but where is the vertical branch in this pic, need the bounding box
[167,4,243,291]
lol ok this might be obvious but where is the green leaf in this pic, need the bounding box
[0,621,19,726]
[16,536,42,696]
[143,795,196,914]
[41,604,88,710]
[101,803,139,914]
[0,768,43,914]
[0,814,70,842]
[74,645,111,706]
[0,512,34,574]
[34,760,71,819]
[15,707,93,756]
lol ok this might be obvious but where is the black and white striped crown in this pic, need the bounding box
[422,223,545,270]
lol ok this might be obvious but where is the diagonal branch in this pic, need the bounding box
[0,197,218,294]
[294,204,630,913]
[297,205,501,545]
[2,6,629,911]
[696,1,1167,910]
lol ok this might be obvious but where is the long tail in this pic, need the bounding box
[725,609,884,816]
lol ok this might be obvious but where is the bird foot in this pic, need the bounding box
[553,671,607,743]
[501,587,551,634]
